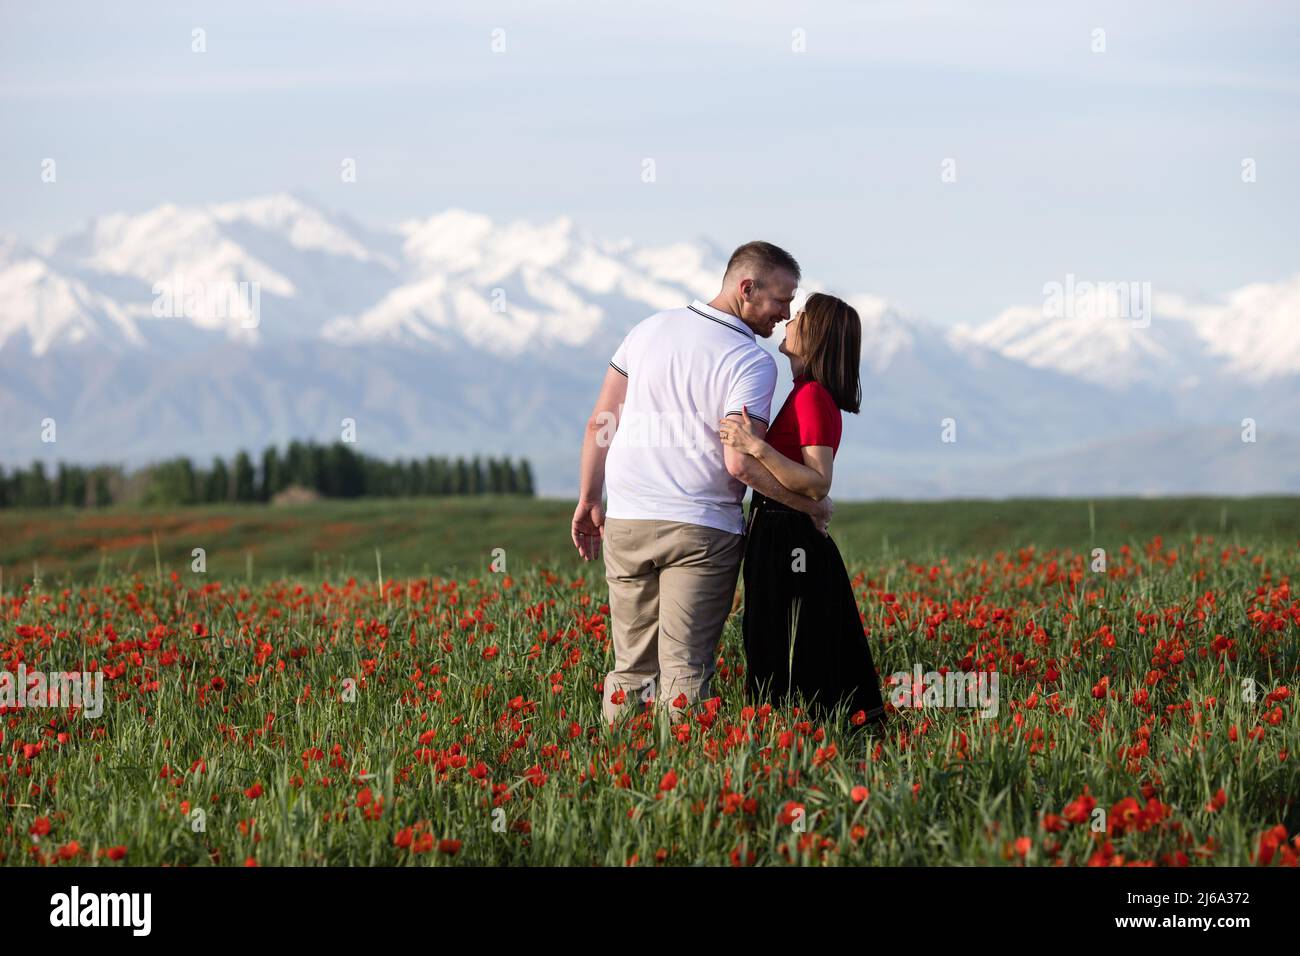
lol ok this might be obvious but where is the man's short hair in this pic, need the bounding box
[723,241,801,288]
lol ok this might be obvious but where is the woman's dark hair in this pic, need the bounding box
[799,292,862,414]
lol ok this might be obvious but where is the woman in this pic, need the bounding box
[718,292,886,731]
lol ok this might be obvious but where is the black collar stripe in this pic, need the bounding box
[688,305,752,339]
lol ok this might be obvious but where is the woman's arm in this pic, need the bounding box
[718,407,833,500]
[759,442,833,500]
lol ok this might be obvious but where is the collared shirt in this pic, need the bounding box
[604,299,777,534]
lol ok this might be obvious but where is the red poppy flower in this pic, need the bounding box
[1109,797,1142,834]
[778,802,804,826]
[1063,790,1096,825]
[1255,824,1290,866]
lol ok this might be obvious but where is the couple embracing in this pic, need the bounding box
[571,241,886,732]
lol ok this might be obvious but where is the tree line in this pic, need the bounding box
[0,442,535,508]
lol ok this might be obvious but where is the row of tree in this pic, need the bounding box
[0,442,535,508]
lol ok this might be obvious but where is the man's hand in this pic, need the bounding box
[810,496,834,536]
[574,366,626,562]
[572,499,605,561]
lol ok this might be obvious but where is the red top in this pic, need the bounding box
[762,373,842,462]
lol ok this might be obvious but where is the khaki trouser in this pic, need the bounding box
[601,517,745,725]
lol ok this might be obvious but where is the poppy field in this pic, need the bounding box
[1,528,1297,867]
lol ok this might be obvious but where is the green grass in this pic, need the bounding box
[3,495,1298,585]
[0,497,1296,866]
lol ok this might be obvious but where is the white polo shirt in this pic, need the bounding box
[604,299,778,535]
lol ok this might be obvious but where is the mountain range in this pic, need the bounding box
[2,193,1298,498]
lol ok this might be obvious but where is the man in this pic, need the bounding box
[571,241,833,726]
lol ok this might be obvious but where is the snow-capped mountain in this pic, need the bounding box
[2,193,1297,498]
[951,276,1300,390]
[0,248,146,355]
[320,210,719,357]
[1168,277,1300,383]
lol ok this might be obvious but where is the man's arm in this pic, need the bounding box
[723,416,832,534]
[572,365,628,560]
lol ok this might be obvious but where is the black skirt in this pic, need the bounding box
[742,491,886,727]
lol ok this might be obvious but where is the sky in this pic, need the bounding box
[1,0,1297,326]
